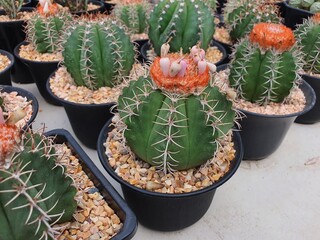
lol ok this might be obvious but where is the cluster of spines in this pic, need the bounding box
[295,16,320,74]
[0,131,77,240]
[0,0,23,19]
[113,0,151,35]
[26,12,72,54]
[224,0,280,41]
[148,0,215,55]
[62,20,135,90]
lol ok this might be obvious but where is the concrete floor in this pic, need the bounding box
[15,82,320,240]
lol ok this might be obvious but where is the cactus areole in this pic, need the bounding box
[118,46,236,173]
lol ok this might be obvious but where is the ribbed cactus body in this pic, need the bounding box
[114,0,150,34]
[0,0,23,19]
[26,12,72,54]
[148,0,215,55]
[229,40,298,104]
[0,132,77,240]
[225,0,280,41]
[295,16,320,74]
[63,21,135,90]
[118,77,235,172]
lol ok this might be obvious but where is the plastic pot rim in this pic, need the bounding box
[0,49,15,73]
[97,119,244,199]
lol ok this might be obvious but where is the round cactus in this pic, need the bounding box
[0,124,77,239]
[295,14,320,74]
[113,0,151,34]
[26,11,72,54]
[225,0,281,42]
[63,20,135,90]
[148,0,215,56]
[117,46,236,173]
[229,23,300,105]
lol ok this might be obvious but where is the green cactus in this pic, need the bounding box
[113,0,151,35]
[0,131,77,240]
[295,15,320,73]
[225,0,280,42]
[62,20,135,90]
[228,23,300,105]
[0,0,23,19]
[148,0,215,56]
[54,0,88,13]
[26,12,72,54]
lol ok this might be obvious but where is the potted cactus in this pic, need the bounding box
[97,44,243,231]
[53,0,105,15]
[0,49,14,85]
[14,8,72,105]
[217,22,316,160]
[295,14,320,123]
[46,19,136,149]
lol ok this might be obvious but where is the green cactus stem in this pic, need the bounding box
[0,131,77,240]
[148,0,215,55]
[26,12,72,54]
[295,14,320,74]
[0,0,23,19]
[225,0,280,42]
[228,23,301,105]
[62,20,135,90]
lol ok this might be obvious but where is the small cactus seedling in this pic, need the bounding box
[62,20,135,90]
[295,14,320,74]
[117,44,236,173]
[0,0,23,19]
[54,0,88,13]
[224,0,281,42]
[228,23,301,105]
[113,0,151,35]
[0,109,77,239]
[26,11,72,53]
[148,0,215,56]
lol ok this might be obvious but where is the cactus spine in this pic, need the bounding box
[229,23,300,105]
[225,0,280,42]
[295,14,320,74]
[117,46,236,173]
[148,0,215,56]
[26,12,72,54]
[113,0,151,35]
[63,20,135,90]
[0,0,23,19]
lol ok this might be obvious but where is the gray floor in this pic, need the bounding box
[16,82,320,240]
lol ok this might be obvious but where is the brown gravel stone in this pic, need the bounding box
[214,26,232,45]
[0,54,10,72]
[0,11,33,22]
[18,43,63,62]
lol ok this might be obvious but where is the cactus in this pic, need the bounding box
[0,111,77,240]
[117,45,236,173]
[148,0,215,56]
[54,0,88,13]
[62,20,135,90]
[113,0,151,35]
[295,14,320,74]
[0,0,23,19]
[26,12,72,54]
[225,0,280,42]
[228,23,300,105]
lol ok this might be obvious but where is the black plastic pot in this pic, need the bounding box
[46,72,116,149]
[97,119,243,231]
[45,129,137,240]
[283,1,313,29]
[140,40,228,66]
[21,0,34,7]
[103,0,116,14]
[134,39,148,63]
[0,49,14,85]
[0,7,35,84]
[295,74,320,124]
[73,0,106,16]
[14,42,61,106]
[0,84,39,129]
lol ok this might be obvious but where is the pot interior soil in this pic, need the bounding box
[53,142,122,240]
[0,53,10,72]
[18,43,62,62]
[104,116,236,194]
[0,90,33,129]
[214,26,232,45]
[0,10,33,22]
[215,69,307,115]
[131,33,148,42]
